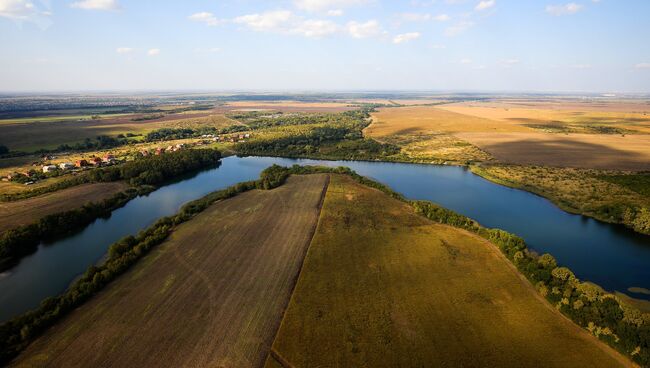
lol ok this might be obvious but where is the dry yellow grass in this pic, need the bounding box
[439,102,650,134]
[266,175,632,368]
[12,174,328,368]
[370,106,533,135]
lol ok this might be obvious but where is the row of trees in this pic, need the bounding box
[0,149,222,271]
[0,164,292,365]
[412,201,649,366]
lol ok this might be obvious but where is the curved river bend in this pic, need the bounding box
[1,156,648,322]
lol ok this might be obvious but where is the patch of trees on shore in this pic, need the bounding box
[0,149,222,271]
[235,109,401,161]
[0,164,291,365]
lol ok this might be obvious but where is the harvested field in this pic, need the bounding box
[267,175,631,368]
[369,106,533,135]
[458,132,650,170]
[12,174,328,368]
[0,110,235,152]
[0,182,129,233]
[225,101,356,113]
[439,102,650,134]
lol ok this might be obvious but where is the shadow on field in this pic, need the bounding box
[479,137,650,170]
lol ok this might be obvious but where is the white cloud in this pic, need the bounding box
[430,43,446,49]
[294,19,340,37]
[460,58,472,64]
[234,10,294,32]
[0,0,51,26]
[116,47,133,54]
[433,14,450,21]
[188,12,221,26]
[572,64,592,69]
[475,0,495,11]
[546,3,583,16]
[393,32,420,44]
[635,63,650,69]
[233,10,340,38]
[327,9,343,16]
[70,0,119,11]
[294,0,367,12]
[148,48,160,56]
[346,20,381,38]
[444,20,473,36]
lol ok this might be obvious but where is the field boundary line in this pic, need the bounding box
[269,348,296,368]
[262,173,330,368]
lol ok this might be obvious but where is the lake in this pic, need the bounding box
[1,156,648,322]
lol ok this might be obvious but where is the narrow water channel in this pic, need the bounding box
[1,156,648,322]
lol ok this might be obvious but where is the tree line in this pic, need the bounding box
[0,149,222,271]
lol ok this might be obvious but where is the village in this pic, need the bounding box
[0,132,252,186]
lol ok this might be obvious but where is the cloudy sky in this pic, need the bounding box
[1,0,649,92]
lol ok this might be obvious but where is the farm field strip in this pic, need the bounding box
[0,182,129,234]
[12,174,329,368]
[266,175,631,368]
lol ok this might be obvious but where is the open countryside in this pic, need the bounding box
[12,174,328,367]
[267,175,631,367]
[1,0,650,367]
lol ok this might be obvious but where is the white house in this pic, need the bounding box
[59,162,75,170]
[42,165,57,173]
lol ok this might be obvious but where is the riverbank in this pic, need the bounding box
[0,149,222,272]
[470,164,650,236]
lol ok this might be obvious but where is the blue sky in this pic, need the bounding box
[1,0,649,92]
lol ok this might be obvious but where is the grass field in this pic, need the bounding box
[266,175,631,368]
[11,174,328,368]
[367,107,505,163]
[0,182,129,234]
[369,104,650,170]
[0,110,235,152]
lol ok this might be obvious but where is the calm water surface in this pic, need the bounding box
[1,156,648,322]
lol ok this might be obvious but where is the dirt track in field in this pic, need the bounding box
[12,174,329,368]
[0,182,129,234]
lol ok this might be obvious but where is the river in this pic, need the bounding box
[1,156,648,322]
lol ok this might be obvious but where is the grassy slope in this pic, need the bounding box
[266,175,632,368]
[12,174,328,368]
[0,182,129,233]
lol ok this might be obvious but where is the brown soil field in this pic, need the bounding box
[457,132,650,170]
[0,182,129,233]
[267,175,631,368]
[12,174,328,368]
